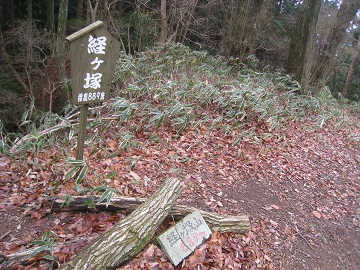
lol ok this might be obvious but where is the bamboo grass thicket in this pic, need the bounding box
[5,43,357,154]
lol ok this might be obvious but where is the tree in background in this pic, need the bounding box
[47,0,55,37]
[342,35,360,98]
[1,0,360,135]
[287,0,321,93]
[55,0,70,111]
[311,0,360,85]
[219,0,272,59]
[159,0,167,43]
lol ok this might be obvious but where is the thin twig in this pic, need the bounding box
[0,230,11,241]
[291,226,314,251]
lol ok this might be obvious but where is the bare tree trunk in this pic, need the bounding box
[26,0,34,99]
[102,0,109,24]
[59,178,183,270]
[87,0,100,24]
[246,0,271,55]
[159,0,167,43]
[287,0,321,93]
[75,0,84,19]
[342,37,360,98]
[312,0,360,84]
[56,0,69,107]
[47,0,55,37]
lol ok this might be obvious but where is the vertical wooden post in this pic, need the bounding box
[76,104,89,160]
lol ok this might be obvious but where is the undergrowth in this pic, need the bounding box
[3,43,359,154]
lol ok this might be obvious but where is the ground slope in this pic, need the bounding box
[0,114,359,269]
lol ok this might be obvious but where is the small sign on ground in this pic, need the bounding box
[157,210,212,266]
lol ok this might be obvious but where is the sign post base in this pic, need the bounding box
[76,104,89,161]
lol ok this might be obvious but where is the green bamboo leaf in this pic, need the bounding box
[31,240,47,245]
[76,165,88,184]
[108,151,119,158]
[30,245,49,258]
[61,195,72,207]
[68,159,86,166]
[99,188,115,208]
[92,185,107,192]
[65,166,80,179]
[106,171,117,179]
[68,129,74,141]
[231,137,241,146]
[75,183,87,193]
[98,189,111,204]
[41,255,55,261]
[100,121,112,132]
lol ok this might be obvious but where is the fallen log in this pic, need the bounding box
[59,177,183,270]
[48,194,250,234]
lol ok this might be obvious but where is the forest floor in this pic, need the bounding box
[0,113,359,270]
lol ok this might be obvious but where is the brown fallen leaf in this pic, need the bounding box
[129,171,141,181]
[144,244,156,261]
[188,247,206,268]
[312,211,322,219]
[271,204,280,210]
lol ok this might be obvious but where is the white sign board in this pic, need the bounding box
[157,210,212,266]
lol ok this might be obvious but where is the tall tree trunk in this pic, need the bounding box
[102,0,109,25]
[75,0,84,19]
[56,0,70,107]
[87,0,100,24]
[47,0,55,38]
[247,0,271,55]
[342,37,360,98]
[26,0,34,99]
[159,0,167,43]
[312,0,360,84]
[287,0,321,93]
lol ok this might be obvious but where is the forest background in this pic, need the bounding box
[0,1,359,269]
[0,0,360,136]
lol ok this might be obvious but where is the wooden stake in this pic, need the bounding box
[76,104,89,160]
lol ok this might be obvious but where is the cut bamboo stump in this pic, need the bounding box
[59,177,183,270]
[48,194,250,234]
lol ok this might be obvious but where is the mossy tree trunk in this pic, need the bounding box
[59,178,183,270]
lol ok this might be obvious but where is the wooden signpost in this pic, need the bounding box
[66,21,120,160]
